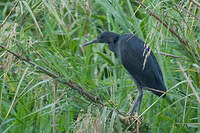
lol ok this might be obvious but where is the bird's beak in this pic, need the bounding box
[81,39,99,47]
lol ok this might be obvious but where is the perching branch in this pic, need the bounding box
[0,45,130,117]
[137,0,189,46]
[0,45,101,105]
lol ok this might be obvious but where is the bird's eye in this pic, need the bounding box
[98,36,104,41]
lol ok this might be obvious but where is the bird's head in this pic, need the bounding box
[81,31,120,52]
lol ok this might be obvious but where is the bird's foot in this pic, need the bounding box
[120,113,142,124]
[132,113,142,133]
[119,113,144,132]
[133,113,139,120]
[129,113,141,124]
[119,116,135,124]
[134,113,142,125]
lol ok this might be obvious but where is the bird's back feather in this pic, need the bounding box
[116,34,166,97]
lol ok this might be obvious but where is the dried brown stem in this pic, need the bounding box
[178,62,200,104]
[137,0,189,46]
[159,52,184,59]
[0,1,19,28]
[0,45,130,117]
[0,45,101,104]
[52,81,57,133]
[191,0,200,8]
[175,3,200,22]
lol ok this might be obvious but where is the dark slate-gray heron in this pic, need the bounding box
[82,31,166,115]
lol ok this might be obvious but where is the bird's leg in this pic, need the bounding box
[129,93,139,116]
[136,86,143,114]
[129,85,143,116]
[136,88,143,133]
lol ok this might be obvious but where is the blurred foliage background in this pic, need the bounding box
[0,0,200,132]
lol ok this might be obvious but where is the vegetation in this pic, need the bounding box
[0,0,200,132]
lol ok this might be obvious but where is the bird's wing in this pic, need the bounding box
[118,34,166,96]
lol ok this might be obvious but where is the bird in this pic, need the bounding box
[81,31,167,115]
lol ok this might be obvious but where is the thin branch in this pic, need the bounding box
[0,45,130,117]
[0,1,19,28]
[175,3,200,22]
[52,81,57,133]
[159,52,184,59]
[137,0,189,46]
[0,45,101,105]
[178,62,200,104]
[175,122,200,125]
[191,0,200,8]
[14,79,34,106]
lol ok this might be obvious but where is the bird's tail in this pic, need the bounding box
[146,87,166,97]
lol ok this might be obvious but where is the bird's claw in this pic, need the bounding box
[121,113,142,124]
[134,113,142,124]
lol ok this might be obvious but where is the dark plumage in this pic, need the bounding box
[82,31,167,115]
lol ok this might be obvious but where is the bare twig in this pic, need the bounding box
[0,45,130,118]
[175,3,200,22]
[52,81,58,133]
[191,0,200,8]
[178,62,200,104]
[0,45,101,105]
[137,0,189,46]
[159,52,184,59]
[66,81,100,104]
[182,83,189,125]
[175,122,200,125]
[14,79,34,106]
[0,1,19,28]
[4,68,28,120]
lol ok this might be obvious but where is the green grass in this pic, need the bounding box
[0,0,200,132]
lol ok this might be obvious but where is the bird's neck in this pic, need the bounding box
[108,33,120,53]
[108,42,116,52]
